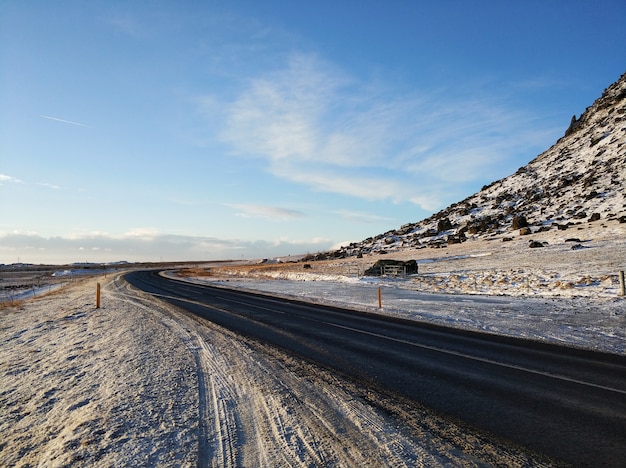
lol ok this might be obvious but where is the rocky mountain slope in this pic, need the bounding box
[331,72,626,258]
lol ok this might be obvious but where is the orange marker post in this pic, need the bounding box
[96,283,101,308]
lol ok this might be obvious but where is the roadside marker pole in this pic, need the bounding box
[378,286,382,309]
[96,283,101,308]
[619,271,625,297]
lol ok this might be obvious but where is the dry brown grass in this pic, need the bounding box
[0,298,25,310]
[178,267,213,277]
[195,260,359,281]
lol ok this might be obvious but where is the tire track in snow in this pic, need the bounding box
[200,338,239,467]
[108,279,217,464]
[193,342,212,467]
[108,280,239,466]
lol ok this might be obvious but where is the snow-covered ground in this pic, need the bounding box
[1,275,554,467]
[2,222,624,466]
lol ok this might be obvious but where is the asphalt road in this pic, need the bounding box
[126,270,626,466]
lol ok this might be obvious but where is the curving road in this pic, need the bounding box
[126,270,626,466]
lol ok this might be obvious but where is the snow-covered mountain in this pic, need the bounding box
[333,72,626,258]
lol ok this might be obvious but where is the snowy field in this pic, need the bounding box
[1,221,624,466]
[1,275,555,467]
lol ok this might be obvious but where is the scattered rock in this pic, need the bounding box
[437,218,453,232]
[447,235,463,245]
[519,227,532,236]
[428,239,447,249]
[589,213,601,222]
[502,237,513,242]
[511,215,528,230]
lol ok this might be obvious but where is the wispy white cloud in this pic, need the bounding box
[36,182,61,190]
[226,203,305,220]
[334,210,394,224]
[0,174,23,185]
[122,227,161,241]
[206,53,559,211]
[269,163,408,202]
[269,235,330,248]
[2,174,63,190]
[40,115,90,127]
[65,230,113,241]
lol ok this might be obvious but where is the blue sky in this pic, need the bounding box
[1,1,625,264]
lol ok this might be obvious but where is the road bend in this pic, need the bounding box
[125,270,626,466]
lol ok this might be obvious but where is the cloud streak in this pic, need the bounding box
[334,210,394,224]
[226,204,305,220]
[36,182,61,190]
[1,173,61,190]
[40,115,90,127]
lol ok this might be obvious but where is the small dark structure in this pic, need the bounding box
[364,259,418,277]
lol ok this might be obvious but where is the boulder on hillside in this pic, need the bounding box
[511,215,528,230]
[364,259,418,276]
[437,217,453,232]
[447,234,465,245]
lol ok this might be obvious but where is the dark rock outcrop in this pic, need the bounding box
[511,215,528,230]
[437,217,453,232]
